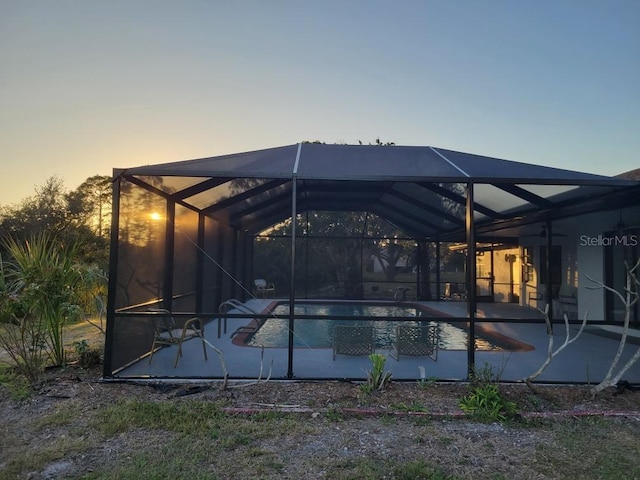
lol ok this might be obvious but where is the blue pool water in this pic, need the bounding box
[243,302,507,351]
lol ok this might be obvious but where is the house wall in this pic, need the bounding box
[575,206,640,322]
[521,206,640,322]
[575,211,608,321]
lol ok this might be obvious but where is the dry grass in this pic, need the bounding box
[1,365,639,479]
[0,317,104,365]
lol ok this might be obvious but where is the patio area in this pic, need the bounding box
[117,299,640,384]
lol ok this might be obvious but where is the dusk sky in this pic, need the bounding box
[1,1,639,206]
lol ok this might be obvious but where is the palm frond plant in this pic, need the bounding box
[0,253,49,383]
[3,233,85,368]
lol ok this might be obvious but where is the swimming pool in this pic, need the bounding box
[240,301,531,351]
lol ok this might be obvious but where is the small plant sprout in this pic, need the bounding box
[360,353,392,393]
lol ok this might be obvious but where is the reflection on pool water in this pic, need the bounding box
[242,302,510,351]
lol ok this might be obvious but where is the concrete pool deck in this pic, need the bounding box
[116,299,640,384]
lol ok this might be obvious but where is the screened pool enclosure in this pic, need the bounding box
[105,143,640,383]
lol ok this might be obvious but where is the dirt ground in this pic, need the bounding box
[12,365,640,417]
[2,364,640,479]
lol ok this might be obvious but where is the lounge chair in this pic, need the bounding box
[332,325,375,360]
[148,308,208,367]
[254,279,276,298]
[391,324,439,361]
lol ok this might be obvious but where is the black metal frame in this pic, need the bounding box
[104,144,640,380]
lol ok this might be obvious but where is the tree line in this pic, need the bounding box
[0,175,112,270]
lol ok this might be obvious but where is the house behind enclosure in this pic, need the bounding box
[104,143,640,381]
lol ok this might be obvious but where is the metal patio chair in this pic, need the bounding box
[391,324,439,361]
[148,308,208,367]
[332,325,375,360]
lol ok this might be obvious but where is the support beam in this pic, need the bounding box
[163,201,176,311]
[196,214,205,313]
[103,175,122,377]
[545,218,554,323]
[287,178,298,379]
[436,240,441,300]
[203,179,291,215]
[215,223,225,313]
[418,182,505,219]
[465,183,476,378]
[495,184,554,208]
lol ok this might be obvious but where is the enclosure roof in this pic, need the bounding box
[120,143,635,186]
[116,143,639,238]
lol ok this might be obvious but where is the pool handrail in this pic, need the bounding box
[217,299,263,338]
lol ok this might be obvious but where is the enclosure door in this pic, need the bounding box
[475,248,494,302]
[475,276,494,302]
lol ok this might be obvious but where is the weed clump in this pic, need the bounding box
[360,353,392,394]
[459,363,518,422]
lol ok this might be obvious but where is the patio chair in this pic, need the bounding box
[332,325,375,360]
[254,279,276,298]
[391,324,439,361]
[148,308,208,367]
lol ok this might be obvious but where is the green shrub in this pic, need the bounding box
[460,362,518,422]
[459,383,517,421]
[73,339,102,368]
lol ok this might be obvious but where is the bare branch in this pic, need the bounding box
[590,258,640,396]
[585,273,627,304]
[524,306,589,388]
[201,338,273,390]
